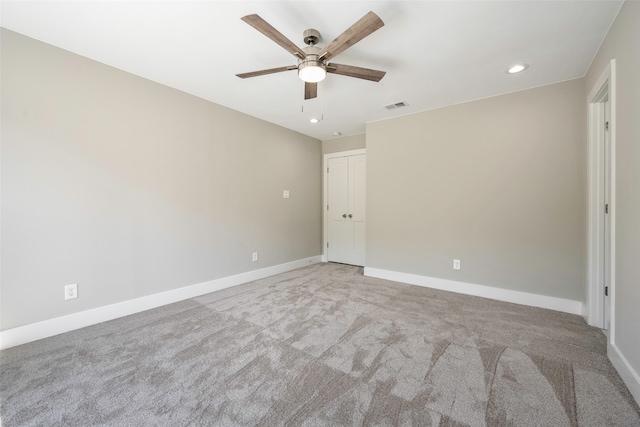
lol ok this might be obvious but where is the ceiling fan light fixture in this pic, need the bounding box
[298,57,327,83]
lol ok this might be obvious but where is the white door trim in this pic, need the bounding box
[586,59,616,333]
[323,149,366,262]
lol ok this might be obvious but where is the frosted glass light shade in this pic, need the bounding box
[298,59,326,83]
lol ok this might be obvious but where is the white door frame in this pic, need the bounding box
[586,59,616,332]
[323,149,366,263]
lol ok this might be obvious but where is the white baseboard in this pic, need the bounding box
[609,342,640,406]
[364,267,583,315]
[0,256,322,350]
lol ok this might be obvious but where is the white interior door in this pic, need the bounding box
[604,98,611,330]
[327,154,366,266]
[328,156,351,263]
[350,155,366,266]
[586,60,615,330]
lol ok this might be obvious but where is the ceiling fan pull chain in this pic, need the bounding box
[320,83,324,121]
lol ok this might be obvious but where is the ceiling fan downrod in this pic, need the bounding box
[303,28,321,46]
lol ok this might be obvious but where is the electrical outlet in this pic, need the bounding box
[65,283,78,300]
[453,259,461,270]
[252,252,258,262]
[283,190,290,199]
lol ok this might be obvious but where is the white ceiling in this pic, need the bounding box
[1,1,623,141]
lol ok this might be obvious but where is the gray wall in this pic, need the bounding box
[1,29,322,330]
[366,79,586,301]
[585,1,640,391]
[322,134,366,154]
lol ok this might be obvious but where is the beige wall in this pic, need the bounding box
[367,79,586,301]
[1,29,322,330]
[322,134,366,154]
[585,1,640,396]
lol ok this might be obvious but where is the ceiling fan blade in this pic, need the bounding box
[241,14,307,59]
[236,66,297,79]
[326,63,386,82]
[319,11,384,62]
[305,82,318,100]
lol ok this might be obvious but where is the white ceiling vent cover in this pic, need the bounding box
[385,101,409,110]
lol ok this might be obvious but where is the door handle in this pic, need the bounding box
[343,214,347,218]
[348,214,353,218]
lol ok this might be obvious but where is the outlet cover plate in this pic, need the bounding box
[65,283,78,300]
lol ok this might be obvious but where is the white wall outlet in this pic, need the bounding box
[283,190,290,199]
[252,252,258,262]
[453,259,461,270]
[65,283,78,300]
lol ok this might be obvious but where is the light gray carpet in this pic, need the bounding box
[1,263,639,426]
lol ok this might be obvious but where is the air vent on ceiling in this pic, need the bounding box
[385,101,409,110]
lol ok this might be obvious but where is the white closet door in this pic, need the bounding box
[327,154,366,266]
[350,154,366,266]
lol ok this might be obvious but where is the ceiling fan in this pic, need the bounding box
[236,11,386,100]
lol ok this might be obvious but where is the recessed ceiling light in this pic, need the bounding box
[332,131,342,137]
[309,118,319,124]
[507,63,529,74]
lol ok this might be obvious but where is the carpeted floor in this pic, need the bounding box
[1,263,639,426]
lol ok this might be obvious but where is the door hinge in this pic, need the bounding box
[605,121,610,131]
[605,286,609,296]
[327,204,329,211]
[327,167,329,173]
[327,242,329,248]
[605,203,609,214]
